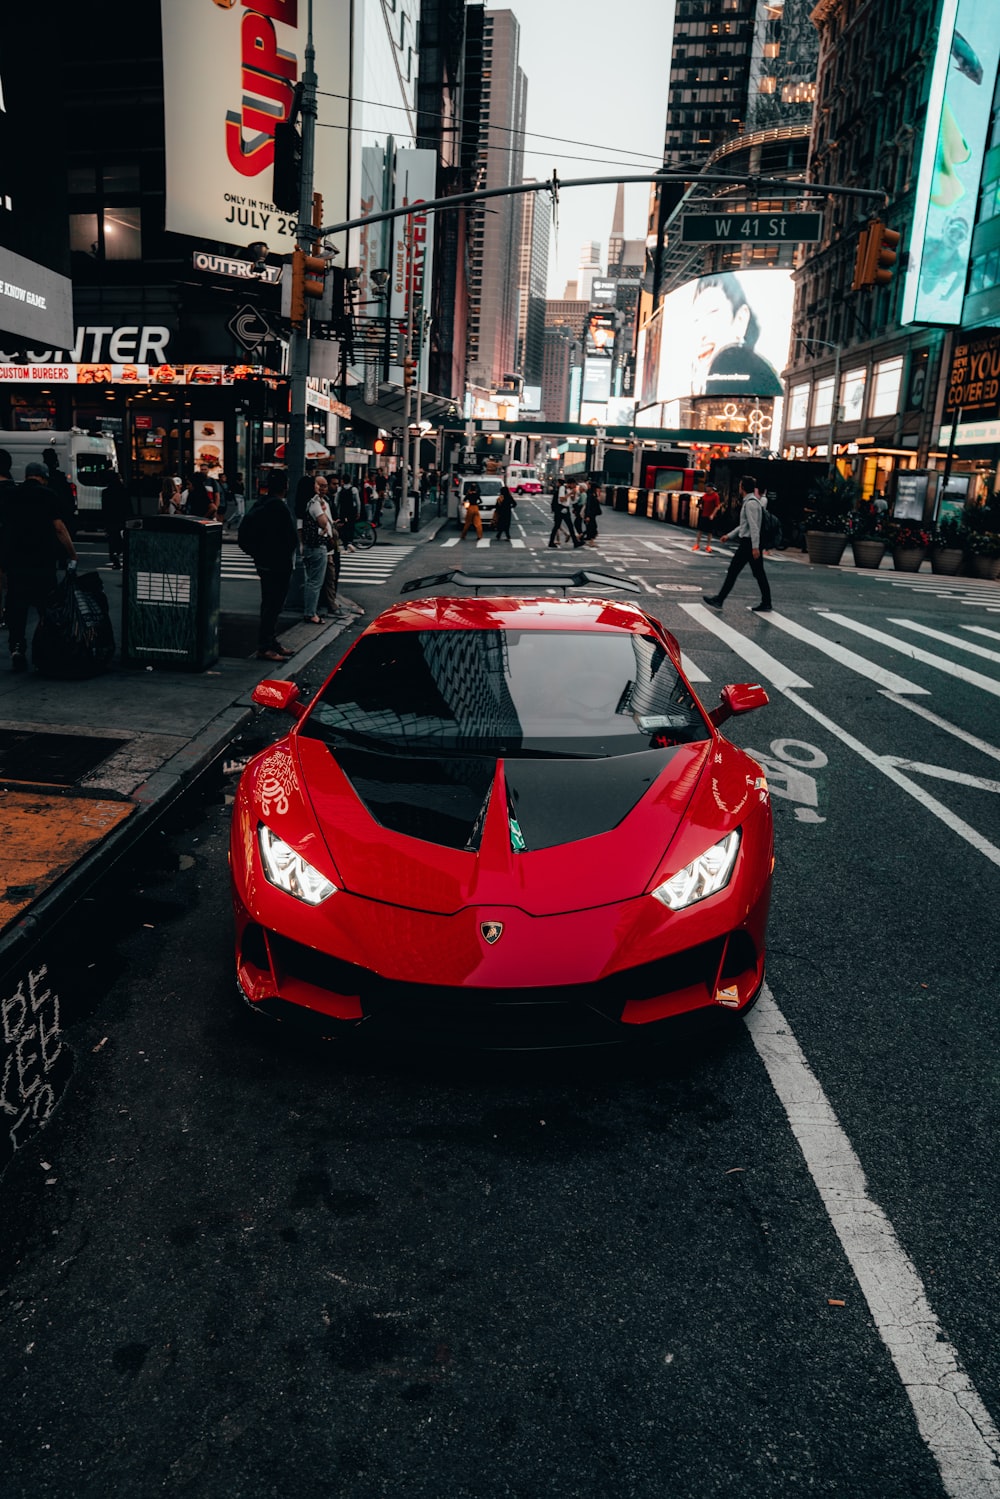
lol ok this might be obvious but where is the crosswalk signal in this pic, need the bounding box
[403,356,416,390]
[373,437,387,455]
[289,246,327,327]
[852,220,901,289]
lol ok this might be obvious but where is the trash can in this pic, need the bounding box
[121,515,222,670]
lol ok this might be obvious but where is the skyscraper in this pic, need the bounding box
[466,8,527,391]
[516,182,550,387]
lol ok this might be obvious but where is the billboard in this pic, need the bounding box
[654,270,794,403]
[902,0,1000,326]
[161,0,350,251]
[388,149,436,387]
[937,325,1000,444]
[0,11,73,346]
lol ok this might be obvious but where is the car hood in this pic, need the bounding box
[293,736,715,916]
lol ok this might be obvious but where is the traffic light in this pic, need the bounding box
[852,220,901,289]
[373,437,387,456]
[403,356,416,390]
[289,246,327,327]
[272,120,302,212]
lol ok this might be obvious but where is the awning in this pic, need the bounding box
[347,384,461,433]
[273,437,329,459]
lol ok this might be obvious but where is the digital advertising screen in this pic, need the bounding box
[582,357,613,403]
[902,0,1000,325]
[0,12,72,347]
[655,270,795,403]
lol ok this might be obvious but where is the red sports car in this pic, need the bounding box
[230,592,773,1046]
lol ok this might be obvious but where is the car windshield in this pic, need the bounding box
[468,480,503,497]
[76,457,116,482]
[303,629,709,758]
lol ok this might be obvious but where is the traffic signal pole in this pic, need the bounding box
[287,0,317,512]
[398,215,415,523]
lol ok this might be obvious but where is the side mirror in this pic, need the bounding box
[709,681,769,727]
[252,679,305,718]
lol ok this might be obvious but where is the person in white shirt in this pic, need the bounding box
[703,475,772,614]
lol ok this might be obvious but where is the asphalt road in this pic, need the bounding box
[2,500,999,1498]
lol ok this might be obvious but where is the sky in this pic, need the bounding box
[505,1,677,297]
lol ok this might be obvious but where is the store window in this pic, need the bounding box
[788,383,809,429]
[840,367,867,422]
[69,207,142,261]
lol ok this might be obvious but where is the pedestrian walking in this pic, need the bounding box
[225,471,246,530]
[571,484,585,542]
[584,482,602,546]
[703,474,772,614]
[336,475,360,550]
[186,471,220,519]
[493,484,516,541]
[100,472,130,569]
[41,447,77,539]
[0,448,15,626]
[548,480,582,548]
[160,475,183,515]
[692,484,721,552]
[0,461,78,672]
[237,468,298,662]
[460,482,484,540]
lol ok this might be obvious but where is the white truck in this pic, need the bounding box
[0,428,120,519]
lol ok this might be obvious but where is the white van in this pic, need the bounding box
[457,475,505,526]
[507,464,542,495]
[0,429,120,517]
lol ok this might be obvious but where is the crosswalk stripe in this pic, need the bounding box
[678,602,812,690]
[880,692,1000,764]
[891,619,1000,665]
[820,611,1000,698]
[757,611,928,695]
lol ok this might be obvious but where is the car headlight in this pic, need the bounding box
[651,830,741,911]
[258,824,337,905]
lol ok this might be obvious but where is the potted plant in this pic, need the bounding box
[964,528,1000,579]
[930,515,966,575]
[888,521,931,572]
[846,504,887,569]
[804,473,857,565]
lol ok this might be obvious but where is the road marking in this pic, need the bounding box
[880,692,1000,764]
[891,619,1000,665]
[680,651,709,683]
[819,613,1000,699]
[758,611,928,695]
[965,626,1000,643]
[747,986,1000,1499]
[679,602,812,689]
[879,758,1000,793]
[442,536,461,548]
[782,687,1000,869]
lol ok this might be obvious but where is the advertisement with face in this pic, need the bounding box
[903,0,999,325]
[656,270,794,403]
[161,0,350,249]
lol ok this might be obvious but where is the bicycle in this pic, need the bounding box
[338,518,377,550]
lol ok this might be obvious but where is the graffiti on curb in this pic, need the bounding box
[1,963,73,1176]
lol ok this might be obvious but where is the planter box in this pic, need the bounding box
[970,553,1000,579]
[851,538,886,569]
[806,531,847,565]
[892,546,928,573]
[930,547,964,575]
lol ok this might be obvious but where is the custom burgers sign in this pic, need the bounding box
[160,0,348,248]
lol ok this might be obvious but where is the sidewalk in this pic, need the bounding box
[0,517,434,972]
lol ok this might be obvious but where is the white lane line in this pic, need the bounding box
[880,692,1000,764]
[639,539,672,552]
[880,758,1000,793]
[758,612,928,695]
[678,603,812,690]
[782,687,1000,869]
[891,618,1000,665]
[747,987,1000,1499]
[819,613,1000,699]
[511,538,526,549]
[965,627,1000,642]
[441,536,461,548]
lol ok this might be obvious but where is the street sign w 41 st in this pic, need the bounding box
[681,212,823,244]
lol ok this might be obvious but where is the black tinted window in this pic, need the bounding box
[303,629,708,758]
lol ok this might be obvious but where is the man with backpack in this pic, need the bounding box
[703,474,773,614]
[335,476,360,551]
[237,468,298,661]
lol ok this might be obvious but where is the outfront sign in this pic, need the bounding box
[161,0,349,251]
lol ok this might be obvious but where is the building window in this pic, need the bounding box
[840,367,867,422]
[870,356,903,417]
[788,383,809,429]
[813,376,834,426]
[69,206,142,260]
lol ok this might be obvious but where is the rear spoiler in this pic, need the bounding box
[400,568,641,597]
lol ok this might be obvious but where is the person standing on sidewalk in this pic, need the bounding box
[692,484,721,552]
[0,448,15,626]
[100,472,130,569]
[703,474,772,614]
[238,468,298,662]
[0,461,77,671]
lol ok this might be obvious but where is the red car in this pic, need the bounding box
[230,592,773,1046]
